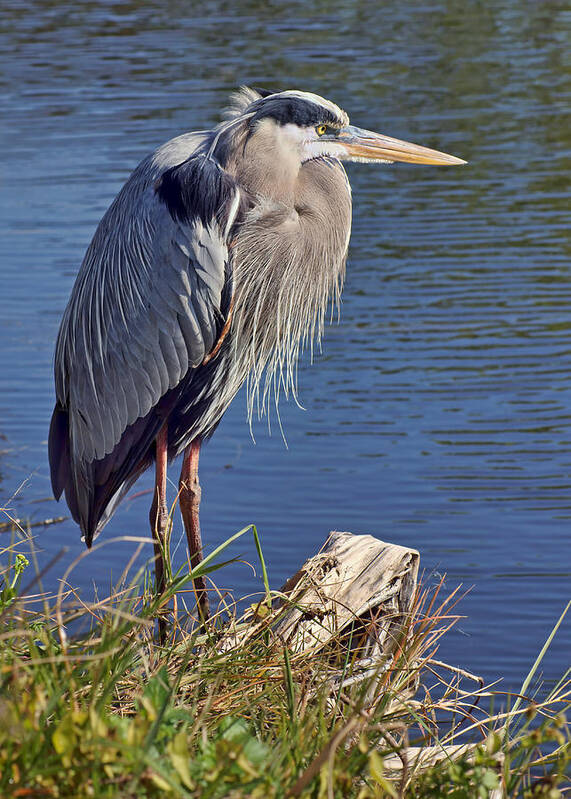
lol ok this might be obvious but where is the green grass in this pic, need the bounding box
[0,521,569,798]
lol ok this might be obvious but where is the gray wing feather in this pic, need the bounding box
[55,165,236,466]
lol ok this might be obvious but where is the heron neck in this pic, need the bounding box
[228,123,300,205]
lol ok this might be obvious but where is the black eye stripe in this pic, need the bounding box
[250,96,344,128]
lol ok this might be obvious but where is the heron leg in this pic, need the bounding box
[150,424,169,641]
[179,437,209,621]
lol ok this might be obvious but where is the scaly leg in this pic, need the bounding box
[179,437,209,621]
[150,424,169,642]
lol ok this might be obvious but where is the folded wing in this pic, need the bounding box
[49,149,241,543]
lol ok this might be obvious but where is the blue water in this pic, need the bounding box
[1,0,569,694]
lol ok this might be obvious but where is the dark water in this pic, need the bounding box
[1,1,569,694]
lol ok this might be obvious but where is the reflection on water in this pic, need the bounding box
[1,0,569,690]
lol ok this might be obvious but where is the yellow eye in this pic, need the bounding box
[316,124,327,136]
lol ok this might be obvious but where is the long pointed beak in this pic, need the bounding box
[337,125,466,166]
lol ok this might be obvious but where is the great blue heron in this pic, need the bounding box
[49,87,465,618]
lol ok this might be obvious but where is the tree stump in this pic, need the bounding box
[219,531,503,798]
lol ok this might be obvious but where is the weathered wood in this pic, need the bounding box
[273,531,419,656]
[221,531,418,662]
[383,745,505,799]
[219,531,502,797]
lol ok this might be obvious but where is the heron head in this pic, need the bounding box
[228,88,466,168]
